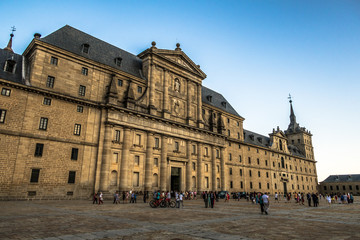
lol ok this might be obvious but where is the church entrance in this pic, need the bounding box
[171,167,181,192]
[283,182,288,194]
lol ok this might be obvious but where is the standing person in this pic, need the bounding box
[312,193,318,207]
[179,192,184,208]
[301,193,305,205]
[134,192,137,203]
[122,191,126,204]
[262,192,270,215]
[210,191,215,208]
[113,192,117,204]
[204,191,208,208]
[98,192,104,205]
[175,192,180,208]
[259,193,265,214]
[326,195,331,206]
[143,191,147,203]
[307,193,312,207]
[93,192,98,204]
[274,192,279,203]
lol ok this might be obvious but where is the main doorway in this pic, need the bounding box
[283,182,288,195]
[171,167,181,192]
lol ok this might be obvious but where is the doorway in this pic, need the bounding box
[171,167,181,192]
[283,182,288,195]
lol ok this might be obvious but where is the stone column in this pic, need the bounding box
[186,79,192,125]
[220,147,227,191]
[120,128,131,191]
[160,135,168,191]
[197,83,203,128]
[145,132,154,191]
[162,69,170,118]
[186,140,192,191]
[99,124,112,191]
[149,63,156,114]
[211,145,217,191]
[197,143,203,192]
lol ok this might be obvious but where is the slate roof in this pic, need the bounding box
[40,25,144,79]
[243,129,270,148]
[0,48,23,84]
[202,86,242,118]
[321,174,360,183]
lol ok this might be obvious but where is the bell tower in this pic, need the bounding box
[285,95,314,160]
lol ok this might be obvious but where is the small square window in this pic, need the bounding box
[68,171,76,184]
[39,117,48,130]
[77,105,84,113]
[82,44,90,54]
[46,76,55,88]
[74,124,81,135]
[81,67,88,76]
[4,60,16,73]
[50,56,58,66]
[0,109,7,123]
[137,86,142,93]
[118,79,123,86]
[79,85,86,96]
[43,98,51,106]
[34,143,44,157]
[1,88,11,96]
[30,169,40,183]
[71,148,78,160]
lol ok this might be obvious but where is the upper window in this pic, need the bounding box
[43,98,51,106]
[79,85,86,96]
[50,56,58,66]
[1,88,11,96]
[82,44,90,54]
[68,171,76,184]
[118,79,123,87]
[114,130,121,142]
[115,57,122,67]
[39,117,48,130]
[46,76,55,88]
[81,67,88,76]
[0,109,7,123]
[71,148,79,160]
[30,169,40,183]
[34,143,44,157]
[175,141,179,152]
[4,60,16,73]
[74,124,81,136]
[154,137,159,148]
[77,105,84,113]
[137,86,142,93]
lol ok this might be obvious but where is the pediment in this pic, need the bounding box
[271,130,287,139]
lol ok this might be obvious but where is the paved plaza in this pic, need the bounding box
[0,197,359,240]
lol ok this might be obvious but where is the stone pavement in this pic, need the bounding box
[0,197,359,240]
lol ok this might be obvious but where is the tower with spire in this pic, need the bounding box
[285,95,314,160]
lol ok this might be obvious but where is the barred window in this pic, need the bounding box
[77,105,83,113]
[0,109,6,123]
[74,124,81,135]
[46,76,55,88]
[39,117,48,130]
[30,169,40,183]
[68,171,76,184]
[79,85,86,96]
[1,88,11,96]
[71,148,78,160]
[114,130,121,142]
[43,98,51,105]
[154,137,159,148]
[50,56,58,65]
[81,67,88,76]
[34,143,44,157]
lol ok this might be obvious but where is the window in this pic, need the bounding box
[0,109,6,123]
[228,130,230,136]
[259,183,261,189]
[237,132,240,139]
[39,117,48,130]
[274,183,277,189]
[46,76,55,88]
[34,143,44,157]
[137,86,142,93]
[30,169,40,183]
[113,153,118,163]
[1,88,11,96]
[204,147,208,156]
[114,130,121,142]
[229,168,232,175]
[217,165,220,173]
[192,162,196,170]
[115,57,122,66]
[118,79,123,86]
[240,169,242,176]
[258,171,261,177]
[216,149,220,158]
[240,181,243,188]
[135,134,141,145]
[71,148,78,160]
[205,177,209,188]
[82,44,90,53]
[239,155,242,162]
[4,60,16,73]
[274,173,276,178]
[74,124,81,135]
[298,139,300,143]
[248,157,251,164]
[281,157,285,168]
[135,155,140,165]
[229,153,232,161]
[257,158,260,165]
[230,181,233,188]
[81,67,88,76]
[154,137,159,148]
[227,118,230,123]
[154,158,158,166]
[249,170,252,177]
[79,85,86,96]
[250,182,253,189]
[205,164,208,172]
[175,141,179,152]
[43,98,51,105]
[50,56,58,65]
[267,183,270,189]
[68,171,76,184]
[266,172,269,178]
[265,160,268,166]
[77,105,83,113]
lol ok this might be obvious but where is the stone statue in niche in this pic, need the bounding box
[174,79,180,92]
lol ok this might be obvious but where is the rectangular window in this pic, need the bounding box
[155,137,159,148]
[249,170,252,177]
[248,157,251,164]
[258,171,261,177]
[239,155,242,162]
[229,153,232,161]
[192,145,196,154]
[259,183,261,189]
[74,124,81,135]
[50,56,58,65]
[135,134,141,145]
[39,117,48,130]
[265,160,268,166]
[240,169,242,176]
[118,79,123,86]
[257,158,260,165]
[237,132,240,139]
[274,173,276,178]
[46,76,55,88]
[79,85,86,96]
[135,155,140,165]
[34,143,44,157]
[217,165,220,173]
[4,60,16,73]
[228,129,231,136]
[192,162,196,171]
[175,141,179,152]
[154,158,158,166]
[250,182,253,189]
[77,105,84,113]
[205,177,209,188]
[43,98,51,105]
[204,147,209,156]
[229,168,232,175]
[30,169,40,183]
[267,183,270,189]
[0,109,6,123]
[205,164,208,172]
[113,153,118,163]
[114,130,121,142]
[137,86,142,93]
[1,88,11,96]
[81,67,88,76]
[230,181,233,188]
[266,172,269,178]
[71,148,78,160]
[68,171,76,184]
[240,181,243,188]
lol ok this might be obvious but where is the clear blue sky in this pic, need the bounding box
[1,0,359,181]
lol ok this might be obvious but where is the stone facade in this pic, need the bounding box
[319,175,360,196]
[0,25,318,199]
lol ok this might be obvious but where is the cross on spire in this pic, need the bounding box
[11,26,16,35]
[288,93,292,103]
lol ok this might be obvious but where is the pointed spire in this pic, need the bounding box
[286,94,299,133]
[4,26,16,53]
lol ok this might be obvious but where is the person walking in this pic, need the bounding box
[93,192,98,204]
[262,192,270,215]
[259,193,265,214]
[98,192,104,205]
